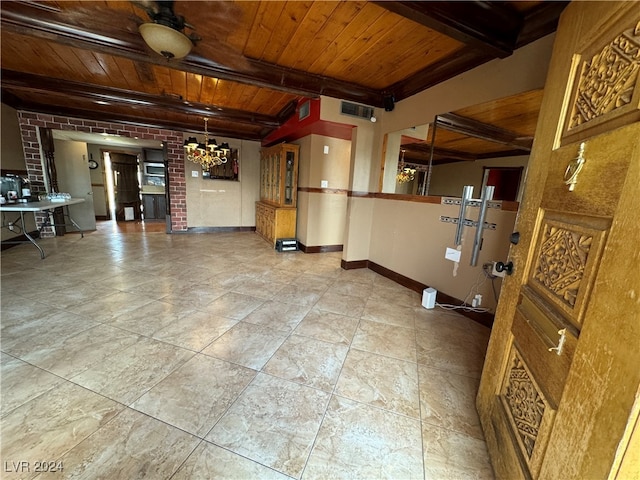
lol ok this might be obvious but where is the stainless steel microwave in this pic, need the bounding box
[143,162,165,177]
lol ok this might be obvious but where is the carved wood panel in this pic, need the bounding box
[569,22,640,128]
[500,344,556,478]
[533,225,592,308]
[504,352,545,458]
[528,212,608,328]
[563,19,640,143]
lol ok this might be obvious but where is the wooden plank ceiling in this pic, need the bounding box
[401,89,544,165]
[0,1,565,141]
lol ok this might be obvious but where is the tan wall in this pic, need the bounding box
[342,34,554,299]
[1,103,37,241]
[378,34,555,193]
[342,195,375,262]
[429,155,530,199]
[299,191,348,247]
[1,104,24,168]
[368,197,516,312]
[319,96,381,193]
[185,136,260,228]
[296,134,350,247]
[382,34,555,142]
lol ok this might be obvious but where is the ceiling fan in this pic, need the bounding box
[132,0,250,70]
[134,0,201,60]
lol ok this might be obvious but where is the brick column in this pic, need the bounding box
[164,132,187,232]
[15,111,188,234]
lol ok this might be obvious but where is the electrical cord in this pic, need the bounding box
[434,263,497,313]
[435,302,490,313]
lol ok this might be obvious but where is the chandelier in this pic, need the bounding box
[396,149,416,183]
[183,118,231,168]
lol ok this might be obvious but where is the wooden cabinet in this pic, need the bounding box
[142,194,166,220]
[256,143,299,245]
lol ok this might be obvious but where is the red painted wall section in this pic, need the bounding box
[262,98,355,146]
[16,112,187,234]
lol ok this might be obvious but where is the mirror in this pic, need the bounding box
[383,89,543,201]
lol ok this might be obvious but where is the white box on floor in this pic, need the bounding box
[422,287,437,309]
[124,206,135,221]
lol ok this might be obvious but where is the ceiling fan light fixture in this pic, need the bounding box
[139,23,192,60]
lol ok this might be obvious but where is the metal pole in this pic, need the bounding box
[454,185,473,245]
[423,116,438,196]
[471,185,494,266]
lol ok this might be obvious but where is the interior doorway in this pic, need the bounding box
[482,166,523,201]
[108,152,142,221]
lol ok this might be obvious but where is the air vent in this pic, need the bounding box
[340,101,374,120]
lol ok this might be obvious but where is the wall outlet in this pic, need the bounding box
[191,171,199,178]
[321,180,328,188]
[472,294,482,307]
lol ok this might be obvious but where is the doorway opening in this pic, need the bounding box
[482,167,524,201]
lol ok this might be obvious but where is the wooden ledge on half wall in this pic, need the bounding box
[344,191,519,212]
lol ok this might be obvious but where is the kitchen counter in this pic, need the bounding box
[140,186,165,194]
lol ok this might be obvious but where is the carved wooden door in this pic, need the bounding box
[477,3,640,479]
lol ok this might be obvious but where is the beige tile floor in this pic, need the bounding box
[1,222,494,479]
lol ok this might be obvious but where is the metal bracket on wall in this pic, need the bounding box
[439,216,497,230]
[441,197,502,210]
[440,185,496,266]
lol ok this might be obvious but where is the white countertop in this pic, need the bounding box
[0,198,85,212]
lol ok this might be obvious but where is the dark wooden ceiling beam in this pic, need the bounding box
[374,1,522,58]
[2,91,265,141]
[2,69,281,128]
[436,113,533,151]
[0,2,384,107]
[377,2,564,101]
[516,2,569,48]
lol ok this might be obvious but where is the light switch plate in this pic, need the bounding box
[323,145,329,154]
[192,171,199,177]
[321,180,328,188]
[445,247,461,262]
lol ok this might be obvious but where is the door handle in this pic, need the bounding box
[495,261,514,275]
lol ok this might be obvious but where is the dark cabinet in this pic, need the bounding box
[142,194,166,220]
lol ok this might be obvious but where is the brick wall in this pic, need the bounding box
[16,112,187,234]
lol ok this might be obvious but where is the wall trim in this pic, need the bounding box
[346,190,518,211]
[341,259,369,270]
[299,243,343,253]
[298,187,348,195]
[184,226,256,234]
[341,258,494,327]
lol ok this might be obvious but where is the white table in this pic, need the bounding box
[1,198,85,259]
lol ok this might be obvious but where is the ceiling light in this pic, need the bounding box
[396,149,416,183]
[139,23,192,60]
[184,118,230,168]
